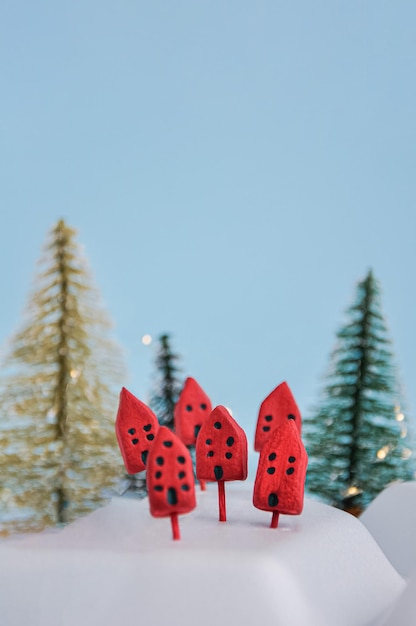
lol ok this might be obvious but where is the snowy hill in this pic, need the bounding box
[0,483,407,626]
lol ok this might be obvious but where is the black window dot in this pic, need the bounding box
[206,438,212,445]
[214,465,223,480]
[167,487,178,505]
[288,414,296,421]
[214,421,222,429]
[181,484,190,491]
[177,456,186,464]
[178,471,186,479]
[268,453,277,461]
[154,485,163,492]
[194,425,201,438]
[288,456,296,463]
[155,471,162,479]
[141,450,148,465]
[265,415,273,422]
[286,467,295,475]
[207,451,214,457]
[200,403,207,410]
[143,424,152,432]
[267,467,276,475]
[186,405,192,412]
[268,493,279,507]
[146,434,155,441]
[128,428,136,435]
[262,426,271,433]
[156,456,164,466]
[163,440,173,447]
[132,438,139,445]
[226,437,234,447]
[225,452,232,460]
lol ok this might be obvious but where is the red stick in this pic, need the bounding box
[270,511,280,529]
[218,480,226,522]
[199,479,207,491]
[170,513,180,540]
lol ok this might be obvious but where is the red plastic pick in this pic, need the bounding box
[147,426,196,540]
[115,387,160,474]
[196,406,248,521]
[253,419,308,528]
[174,377,212,446]
[254,381,302,452]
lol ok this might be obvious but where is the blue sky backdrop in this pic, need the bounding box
[1,1,415,445]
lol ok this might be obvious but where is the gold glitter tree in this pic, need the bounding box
[0,220,125,533]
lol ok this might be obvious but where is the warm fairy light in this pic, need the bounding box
[142,334,152,346]
[70,369,80,379]
[376,445,390,460]
[396,412,405,422]
[345,486,361,496]
[402,448,412,460]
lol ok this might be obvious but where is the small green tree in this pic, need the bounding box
[0,219,125,532]
[304,270,415,515]
[149,333,183,431]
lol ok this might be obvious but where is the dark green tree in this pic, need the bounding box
[0,219,125,533]
[304,270,415,515]
[149,333,183,431]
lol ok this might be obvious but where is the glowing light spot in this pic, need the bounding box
[70,369,80,379]
[402,448,412,460]
[345,486,361,497]
[376,445,390,460]
[396,412,405,422]
[142,334,152,346]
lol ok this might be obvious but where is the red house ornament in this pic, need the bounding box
[196,405,248,522]
[115,387,160,474]
[253,419,308,528]
[147,426,196,540]
[174,377,212,446]
[254,381,302,452]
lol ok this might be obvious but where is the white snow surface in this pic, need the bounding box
[360,481,416,579]
[0,483,406,626]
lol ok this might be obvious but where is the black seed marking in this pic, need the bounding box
[167,487,178,505]
[156,456,164,466]
[214,465,223,480]
[128,428,136,435]
[163,440,173,447]
[200,403,207,410]
[132,438,139,445]
[265,415,273,422]
[268,453,276,461]
[288,414,296,420]
[177,456,186,464]
[194,425,201,438]
[268,493,279,507]
[141,450,148,465]
[155,471,162,479]
[146,434,155,441]
[225,452,232,459]
[206,438,212,445]
[263,426,271,432]
[178,471,186,479]
[154,485,163,492]
[286,467,295,475]
[226,437,234,447]
[143,424,152,432]
[181,484,190,491]
[288,456,296,463]
[267,467,276,475]
[186,404,192,412]
[214,421,222,429]
[207,451,214,457]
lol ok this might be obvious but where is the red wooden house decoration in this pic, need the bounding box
[115,387,160,474]
[196,405,248,521]
[147,426,196,540]
[174,377,212,446]
[253,419,308,528]
[254,381,302,452]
